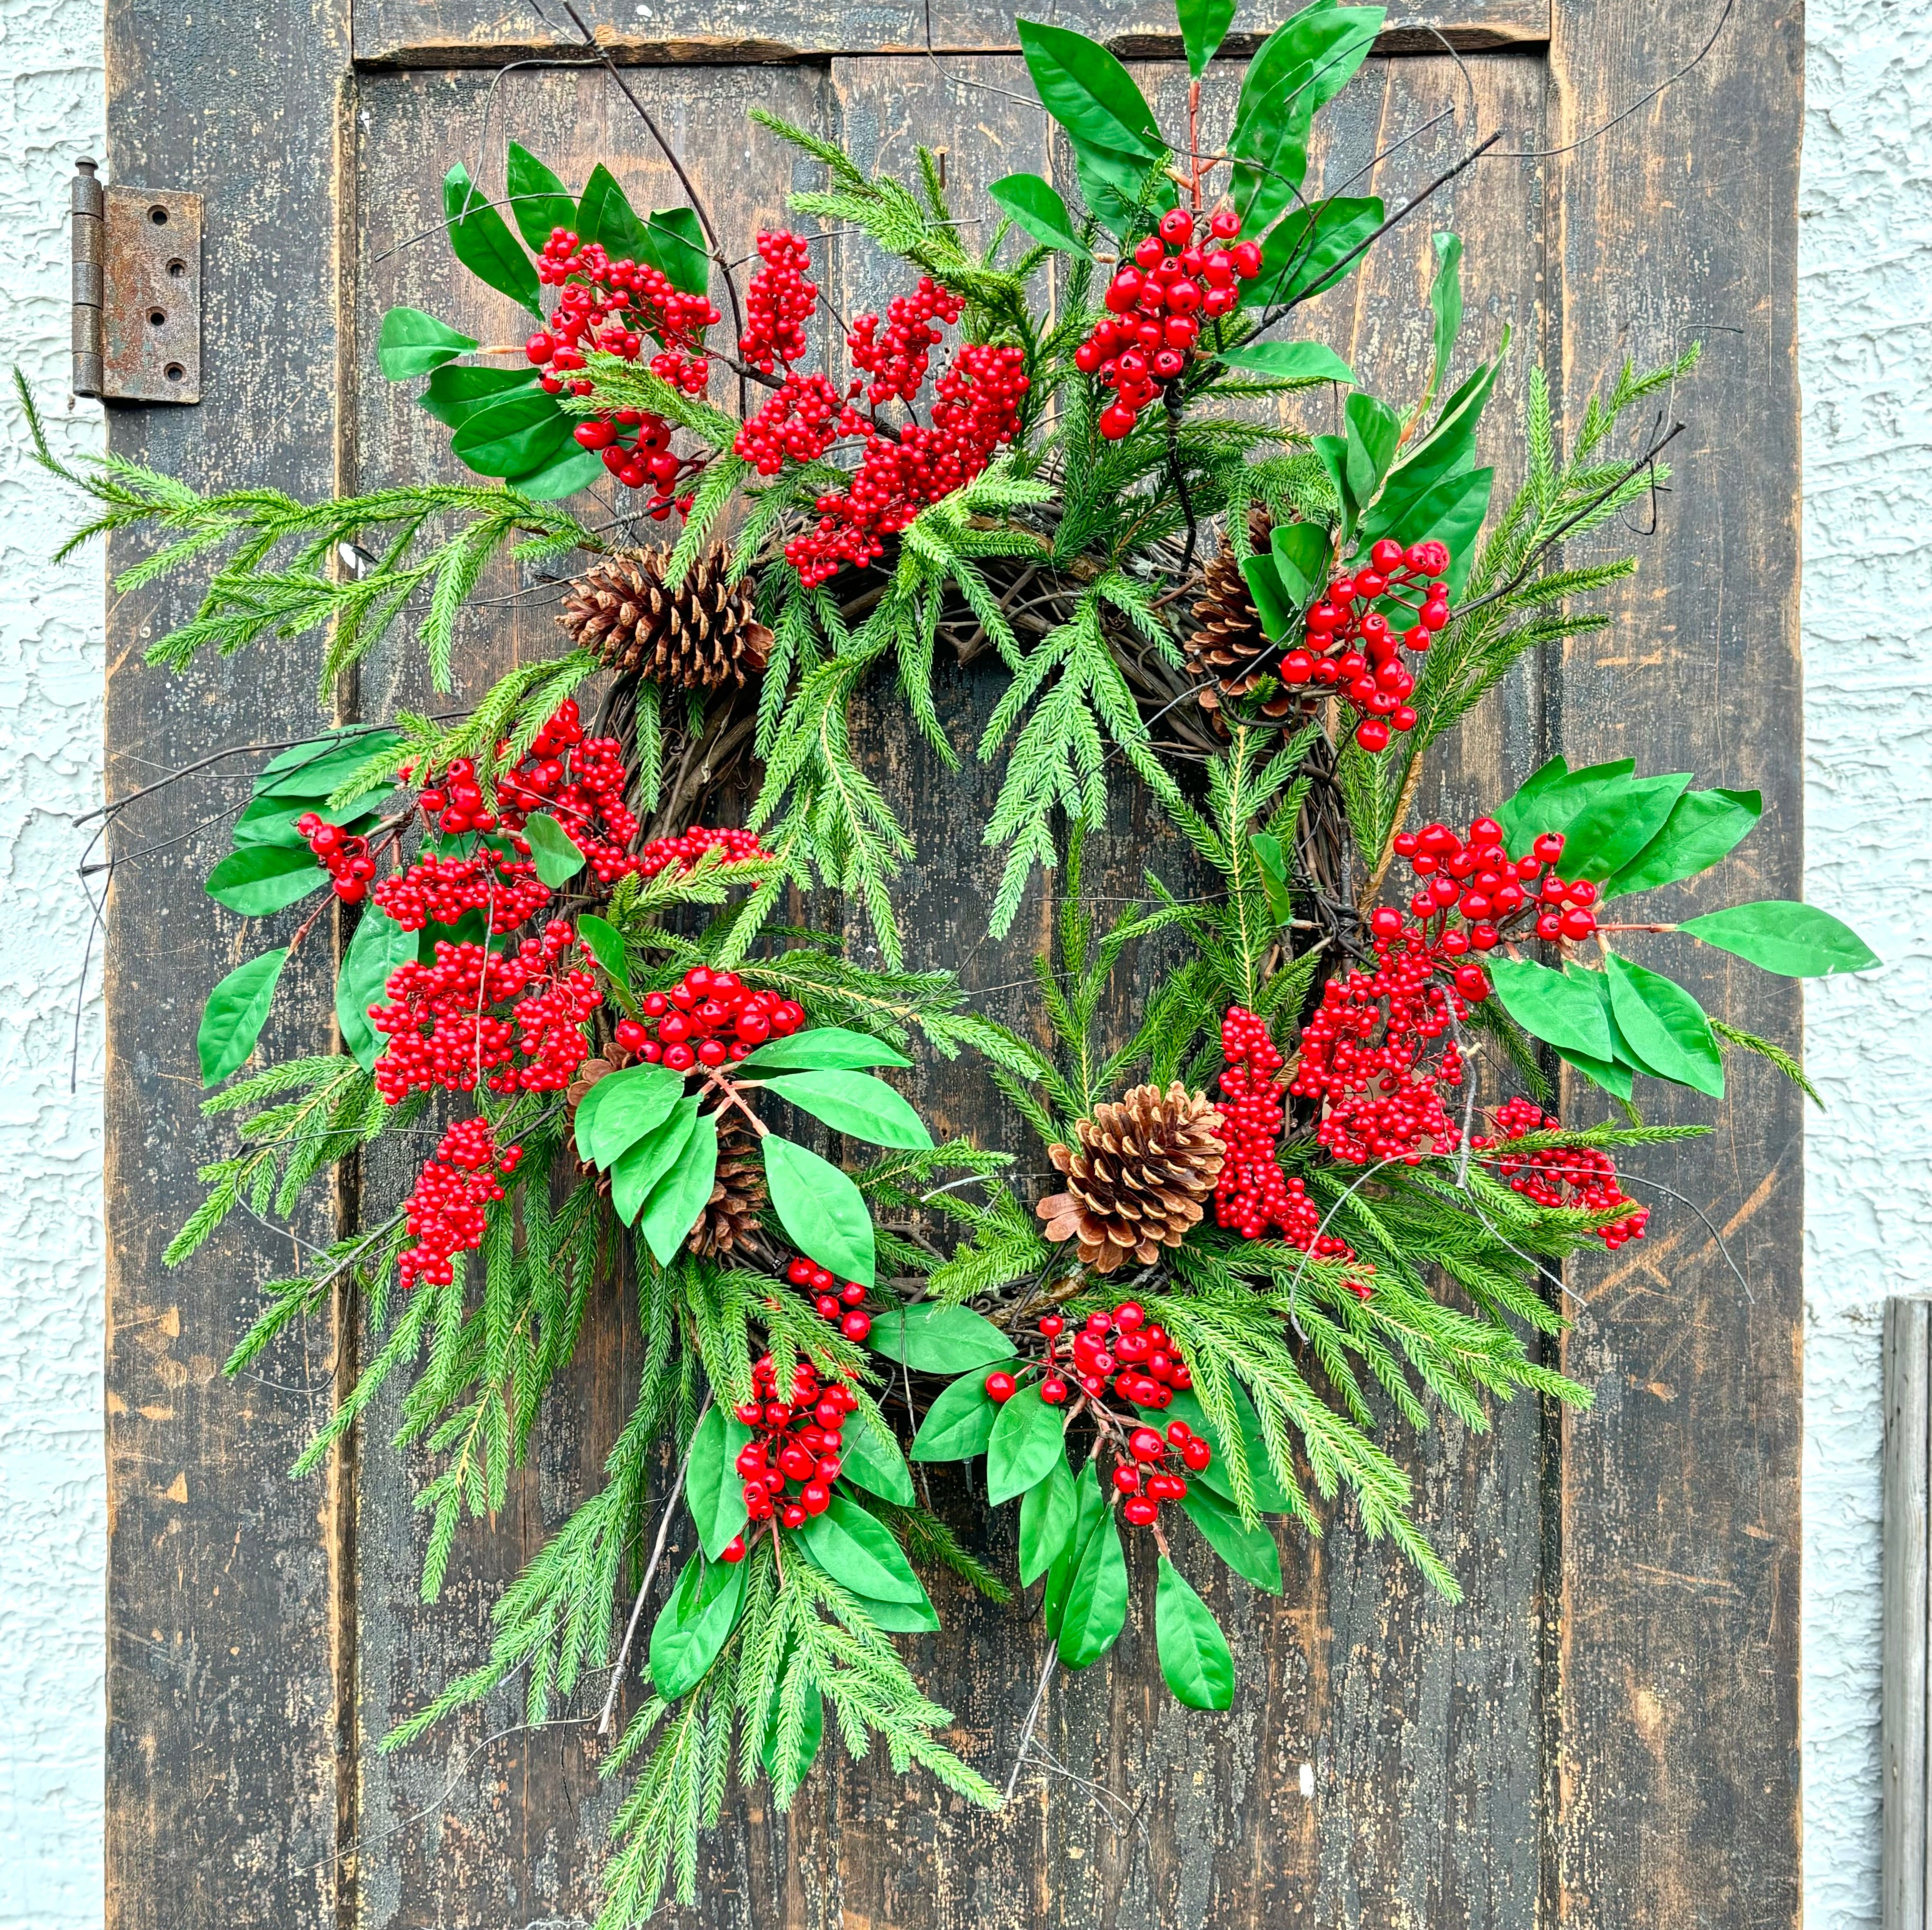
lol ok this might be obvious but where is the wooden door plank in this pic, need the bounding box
[1882,1298,1931,1930]
[1548,1,1804,1924]
[102,2,352,1928]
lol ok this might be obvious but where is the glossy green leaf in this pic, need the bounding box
[1070,143,1165,240]
[577,163,649,262]
[611,1096,702,1225]
[1558,772,1692,882]
[377,306,478,380]
[205,843,329,917]
[1270,520,1334,606]
[1230,67,1313,235]
[1344,392,1402,512]
[575,913,633,999]
[1363,350,1505,552]
[1602,953,1724,1098]
[1019,1451,1078,1586]
[1141,1385,1291,1513]
[868,1303,1015,1376]
[1249,832,1295,926]
[1056,1504,1128,1668]
[1602,788,1761,900]
[909,1372,1001,1461]
[505,442,604,502]
[197,948,289,1085]
[1555,1043,1635,1101]
[443,162,542,316]
[1680,900,1881,977]
[797,1491,923,1603]
[521,809,586,886]
[761,1068,932,1150]
[1178,0,1237,75]
[232,793,373,849]
[987,1385,1067,1508]
[1017,19,1163,160]
[738,1027,911,1072]
[505,142,576,250]
[448,388,573,479]
[761,1682,824,1788]
[419,362,542,430]
[1241,549,1297,643]
[1217,339,1356,386]
[1428,231,1463,400]
[764,1134,875,1288]
[1179,1484,1283,1592]
[1253,194,1382,308]
[1043,1463,1108,1637]
[335,908,418,1072]
[1235,3,1384,141]
[638,1108,720,1265]
[1485,956,1614,1061]
[686,1405,754,1561]
[1155,1557,1235,1708]
[577,1063,687,1169]
[837,1410,916,1506]
[639,207,711,298]
[849,1585,940,1633]
[1365,462,1494,598]
[986,172,1092,257]
[648,1551,745,1700]
[1495,755,1635,858]
[255,726,404,800]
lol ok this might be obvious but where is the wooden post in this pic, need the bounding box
[1884,1296,1932,1929]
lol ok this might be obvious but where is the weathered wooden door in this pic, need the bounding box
[102,0,1803,1924]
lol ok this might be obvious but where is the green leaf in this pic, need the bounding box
[1602,953,1724,1097]
[419,362,542,430]
[1556,1042,1635,1101]
[648,1551,746,1700]
[761,1068,932,1150]
[1249,832,1295,926]
[197,948,289,1085]
[1017,20,1164,160]
[577,1063,688,1169]
[986,1385,1067,1508]
[1237,4,1384,139]
[1142,1386,1291,1512]
[377,306,479,380]
[761,1682,824,1787]
[986,172,1093,258]
[1557,772,1692,882]
[443,162,542,317]
[797,1491,923,1603]
[868,1303,1015,1376]
[255,727,405,800]
[577,163,649,262]
[505,442,604,502]
[1680,900,1881,977]
[1428,231,1464,399]
[1056,1504,1128,1668]
[1230,69,1313,236]
[1241,550,1297,642]
[837,1409,916,1506]
[638,207,711,299]
[738,1026,912,1072]
[1365,463,1493,599]
[1043,1463,1107,1637]
[232,793,371,849]
[521,810,585,886]
[335,909,418,1072]
[1178,0,1237,76]
[638,1108,720,1265]
[1271,520,1333,606]
[204,843,328,917]
[686,1406,754,1561]
[1253,194,1383,308]
[1485,956,1614,1062]
[576,913,634,999]
[611,1095,702,1225]
[1178,1485,1283,1592]
[1216,340,1356,386]
[448,388,572,479]
[910,1372,1000,1461]
[1363,350,1505,556]
[1019,1451,1079,1586]
[1344,392,1402,511]
[1155,1556,1235,1708]
[849,1585,941,1634]
[764,1135,876,1288]
[1602,788,1762,900]
[1495,755,1634,859]
[505,142,576,250]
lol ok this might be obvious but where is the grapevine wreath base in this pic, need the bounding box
[36,1,1875,1919]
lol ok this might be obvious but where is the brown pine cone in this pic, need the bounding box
[1184,539,1296,718]
[557,544,773,691]
[687,1114,768,1258]
[1035,1081,1227,1273]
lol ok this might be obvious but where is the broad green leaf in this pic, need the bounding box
[1249,832,1295,926]
[1236,4,1384,142]
[1230,65,1314,236]
[505,142,576,250]
[576,912,634,999]
[377,306,478,380]
[847,1586,940,1633]
[1602,788,1762,900]
[868,1303,1015,1376]
[910,1372,1000,1460]
[1056,1504,1129,1668]
[449,388,573,479]
[419,362,542,430]
[577,163,649,263]
[1363,462,1493,598]
[761,1682,824,1788]
[1141,1385,1290,1512]
[1494,755,1635,859]
[1155,1557,1235,1708]
[638,207,711,299]
[1558,772,1692,882]
[1253,194,1383,308]
[797,1492,923,1602]
[761,1068,932,1150]
[1485,956,1614,1062]
[837,1410,916,1507]
[1344,392,1402,512]
[1364,348,1506,551]
[521,810,585,886]
[197,948,288,1085]
[648,1551,745,1700]
[1179,1484,1283,1592]
[1271,520,1334,605]
[1602,953,1725,1097]
[335,909,418,1071]
[1178,0,1237,76]
[1043,1463,1108,1637]
[577,1063,687,1169]
[1216,339,1356,386]
[1019,1452,1078,1586]
[1070,142,1165,240]
[611,1095,701,1224]
[205,843,328,917]
[443,162,542,316]
[506,442,604,502]
[1428,231,1463,401]
[686,1406,754,1561]
[1241,549,1298,642]
[1556,1041,1635,1101]
[986,172,1092,257]
[232,795,374,850]
[1017,20,1163,159]
[1680,900,1881,977]
[638,1108,720,1265]
[255,726,405,800]
[764,1135,875,1288]
[738,1026,911,1072]
[986,1385,1067,1508]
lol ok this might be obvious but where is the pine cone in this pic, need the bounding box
[1036,1082,1227,1273]
[558,545,773,691]
[687,1114,768,1258]
[1185,539,1296,718]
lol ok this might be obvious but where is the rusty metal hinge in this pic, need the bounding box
[71,159,203,404]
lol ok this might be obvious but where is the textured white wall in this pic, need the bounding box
[1800,6,1932,1926]
[0,0,106,1926]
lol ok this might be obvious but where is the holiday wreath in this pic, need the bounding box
[30,1,1876,1918]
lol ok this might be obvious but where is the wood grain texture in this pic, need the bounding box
[1882,1298,1930,1930]
[102,1,350,1927]
[1548,2,1804,1926]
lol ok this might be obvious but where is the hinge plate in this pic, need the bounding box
[72,162,202,404]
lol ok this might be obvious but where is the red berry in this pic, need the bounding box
[985,1371,1017,1403]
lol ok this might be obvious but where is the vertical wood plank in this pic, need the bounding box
[1883,1297,1930,1930]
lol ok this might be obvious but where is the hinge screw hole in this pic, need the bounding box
[167,258,186,278]
[148,205,168,225]
[163,363,185,382]
[148,308,166,328]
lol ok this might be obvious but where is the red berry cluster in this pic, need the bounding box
[990,1300,1194,1410]
[1110,1419,1211,1528]
[1280,539,1453,753]
[370,920,601,1102]
[397,1116,523,1290]
[371,848,554,936]
[724,1354,861,1551]
[610,964,805,1072]
[296,815,379,904]
[1392,816,1600,950]
[738,231,818,374]
[848,277,966,405]
[734,371,852,477]
[1477,1098,1648,1250]
[634,824,773,880]
[784,1254,874,1341]
[1079,205,1263,440]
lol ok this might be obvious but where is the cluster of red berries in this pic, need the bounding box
[734,371,852,477]
[738,230,818,374]
[988,1300,1194,1411]
[610,964,805,1072]
[633,824,773,881]
[848,277,966,405]
[1277,540,1453,753]
[1392,816,1601,949]
[784,1254,873,1341]
[1079,206,1263,440]
[1477,1098,1648,1250]
[370,920,600,1102]
[722,1354,861,1552]
[397,1116,523,1291]
[296,814,379,904]
[371,848,554,935]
